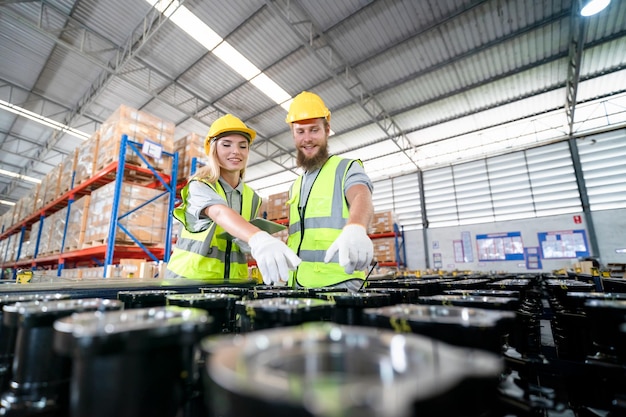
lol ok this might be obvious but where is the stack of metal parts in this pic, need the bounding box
[546,279,626,416]
[0,298,123,416]
[0,272,623,417]
[53,305,211,417]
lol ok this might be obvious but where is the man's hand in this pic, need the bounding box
[324,224,373,274]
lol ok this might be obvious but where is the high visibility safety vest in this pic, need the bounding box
[165,178,260,283]
[287,156,366,288]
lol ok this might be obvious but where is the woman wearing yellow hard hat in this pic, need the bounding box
[165,114,301,284]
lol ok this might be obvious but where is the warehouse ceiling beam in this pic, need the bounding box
[246,1,568,171]
[136,3,301,178]
[3,1,301,180]
[565,2,586,137]
[565,1,600,259]
[266,0,419,171]
[247,15,625,171]
[0,128,67,163]
[0,0,186,199]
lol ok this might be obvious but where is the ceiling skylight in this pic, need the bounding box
[146,0,292,108]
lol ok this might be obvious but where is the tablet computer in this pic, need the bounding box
[217,218,287,240]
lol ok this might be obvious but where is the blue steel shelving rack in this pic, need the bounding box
[103,134,178,276]
[370,223,406,268]
[0,134,177,280]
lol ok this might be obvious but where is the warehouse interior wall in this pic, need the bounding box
[374,127,626,273]
[592,209,626,265]
[401,209,623,273]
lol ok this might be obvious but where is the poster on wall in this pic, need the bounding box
[453,240,464,263]
[524,247,542,269]
[476,232,524,261]
[461,231,474,262]
[433,253,443,269]
[537,230,589,259]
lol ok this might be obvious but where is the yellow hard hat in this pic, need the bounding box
[285,91,331,124]
[204,114,256,155]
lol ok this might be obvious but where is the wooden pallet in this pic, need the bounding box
[63,244,82,253]
[81,237,159,248]
[37,249,61,257]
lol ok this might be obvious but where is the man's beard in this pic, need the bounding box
[296,142,329,171]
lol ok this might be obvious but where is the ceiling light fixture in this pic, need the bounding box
[0,168,42,184]
[0,200,15,206]
[146,0,293,108]
[0,100,91,140]
[0,199,16,207]
[580,0,611,16]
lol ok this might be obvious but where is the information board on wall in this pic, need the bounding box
[476,232,524,261]
[524,247,542,269]
[537,230,589,259]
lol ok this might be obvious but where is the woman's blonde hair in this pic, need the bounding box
[191,136,247,183]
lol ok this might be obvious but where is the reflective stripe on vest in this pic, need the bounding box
[287,156,365,287]
[166,179,260,282]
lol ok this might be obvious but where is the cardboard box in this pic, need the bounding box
[36,213,54,255]
[59,148,78,194]
[174,132,205,181]
[15,229,30,261]
[106,104,175,134]
[369,210,395,234]
[267,191,289,220]
[63,195,91,252]
[44,207,68,255]
[9,200,21,227]
[20,220,40,260]
[41,164,62,207]
[81,267,105,280]
[373,237,397,262]
[17,184,39,223]
[83,181,168,247]
[74,132,100,185]
[139,261,167,279]
[96,105,175,174]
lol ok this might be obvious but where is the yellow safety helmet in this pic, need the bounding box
[204,114,256,155]
[285,91,331,124]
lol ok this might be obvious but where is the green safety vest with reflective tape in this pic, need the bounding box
[165,178,260,282]
[287,156,366,288]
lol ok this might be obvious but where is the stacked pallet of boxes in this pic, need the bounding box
[3,203,20,231]
[370,210,398,264]
[0,227,9,264]
[79,105,174,252]
[62,195,91,252]
[82,179,168,248]
[37,207,67,256]
[0,105,175,278]
[19,220,39,260]
[266,191,289,221]
[97,105,175,175]
[37,164,62,209]
[74,132,99,186]
[16,184,39,224]
[174,132,205,182]
[8,234,20,264]
[0,212,8,234]
[58,149,78,195]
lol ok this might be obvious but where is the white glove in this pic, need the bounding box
[233,238,251,254]
[248,231,301,285]
[324,224,373,274]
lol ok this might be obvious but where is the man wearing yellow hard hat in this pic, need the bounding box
[166,114,301,284]
[285,91,374,290]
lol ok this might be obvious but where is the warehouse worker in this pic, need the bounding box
[285,91,374,290]
[165,114,301,285]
